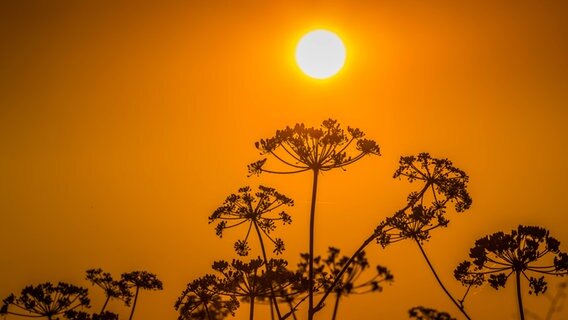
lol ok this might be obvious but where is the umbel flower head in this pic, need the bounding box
[375,153,472,246]
[175,274,239,320]
[86,268,132,306]
[209,185,293,256]
[408,306,456,320]
[1,282,90,319]
[455,225,568,295]
[248,118,380,175]
[212,258,303,302]
[298,247,394,295]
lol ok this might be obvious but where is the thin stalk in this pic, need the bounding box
[100,295,111,313]
[516,271,525,320]
[204,303,212,320]
[287,300,298,320]
[416,241,472,320]
[253,221,283,319]
[250,295,256,320]
[308,169,320,320]
[331,292,341,320]
[128,286,139,320]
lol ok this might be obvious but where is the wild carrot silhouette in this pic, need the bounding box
[0,282,90,320]
[212,258,302,320]
[175,274,239,320]
[248,118,380,319]
[86,268,132,313]
[454,225,568,320]
[209,185,293,318]
[65,310,119,320]
[298,247,393,320]
[408,306,456,320]
[315,153,472,319]
[121,271,163,320]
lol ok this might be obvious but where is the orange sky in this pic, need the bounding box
[1,1,567,319]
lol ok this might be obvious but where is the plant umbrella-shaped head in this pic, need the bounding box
[375,153,472,247]
[248,118,380,175]
[86,268,132,307]
[1,282,90,319]
[298,247,394,295]
[408,306,456,320]
[121,271,163,292]
[455,225,568,295]
[175,275,239,320]
[209,185,293,256]
[64,310,119,320]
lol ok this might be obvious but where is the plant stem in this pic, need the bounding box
[516,271,525,320]
[308,169,320,320]
[128,286,139,320]
[331,292,341,320]
[416,240,472,320]
[204,303,212,320]
[100,295,111,313]
[250,295,256,320]
[254,221,283,319]
[287,300,298,320]
[315,232,376,312]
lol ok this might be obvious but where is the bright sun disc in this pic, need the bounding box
[295,30,346,79]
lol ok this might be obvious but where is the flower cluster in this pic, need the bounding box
[408,306,455,320]
[375,153,472,246]
[248,118,380,175]
[454,225,568,295]
[209,185,293,256]
[175,275,239,320]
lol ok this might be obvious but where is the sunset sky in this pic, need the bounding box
[1,1,568,319]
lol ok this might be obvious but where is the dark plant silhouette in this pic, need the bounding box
[212,258,302,320]
[85,268,132,313]
[65,310,119,320]
[0,282,90,320]
[455,225,568,320]
[408,306,456,320]
[298,247,393,320]
[209,185,293,257]
[121,271,163,320]
[175,274,239,320]
[315,153,473,320]
[209,185,293,318]
[248,118,380,319]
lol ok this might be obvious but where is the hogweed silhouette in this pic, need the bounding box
[298,247,393,320]
[85,268,132,313]
[248,118,380,319]
[0,282,90,320]
[175,274,239,320]
[454,225,568,320]
[121,271,163,320]
[209,185,294,318]
[408,306,456,320]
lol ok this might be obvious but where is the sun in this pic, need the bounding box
[295,30,346,79]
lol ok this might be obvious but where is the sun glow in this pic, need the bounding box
[295,30,346,79]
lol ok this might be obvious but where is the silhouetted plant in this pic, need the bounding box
[86,268,132,313]
[210,185,293,257]
[0,282,90,320]
[212,258,302,320]
[121,271,163,320]
[248,118,380,319]
[209,185,294,318]
[298,247,393,320]
[65,310,119,320]
[315,153,473,320]
[175,274,239,320]
[454,225,568,320]
[408,306,456,320]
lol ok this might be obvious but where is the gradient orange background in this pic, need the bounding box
[1,1,567,319]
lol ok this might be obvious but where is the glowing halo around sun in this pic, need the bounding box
[295,30,346,79]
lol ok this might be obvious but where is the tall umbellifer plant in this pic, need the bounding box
[121,271,163,320]
[454,225,568,320]
[248,118,380,320]
[314,153,473,319]
[175,274,239,320]
[209,185,293,318]
[0,282,90,320]
[86,268,132,314]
